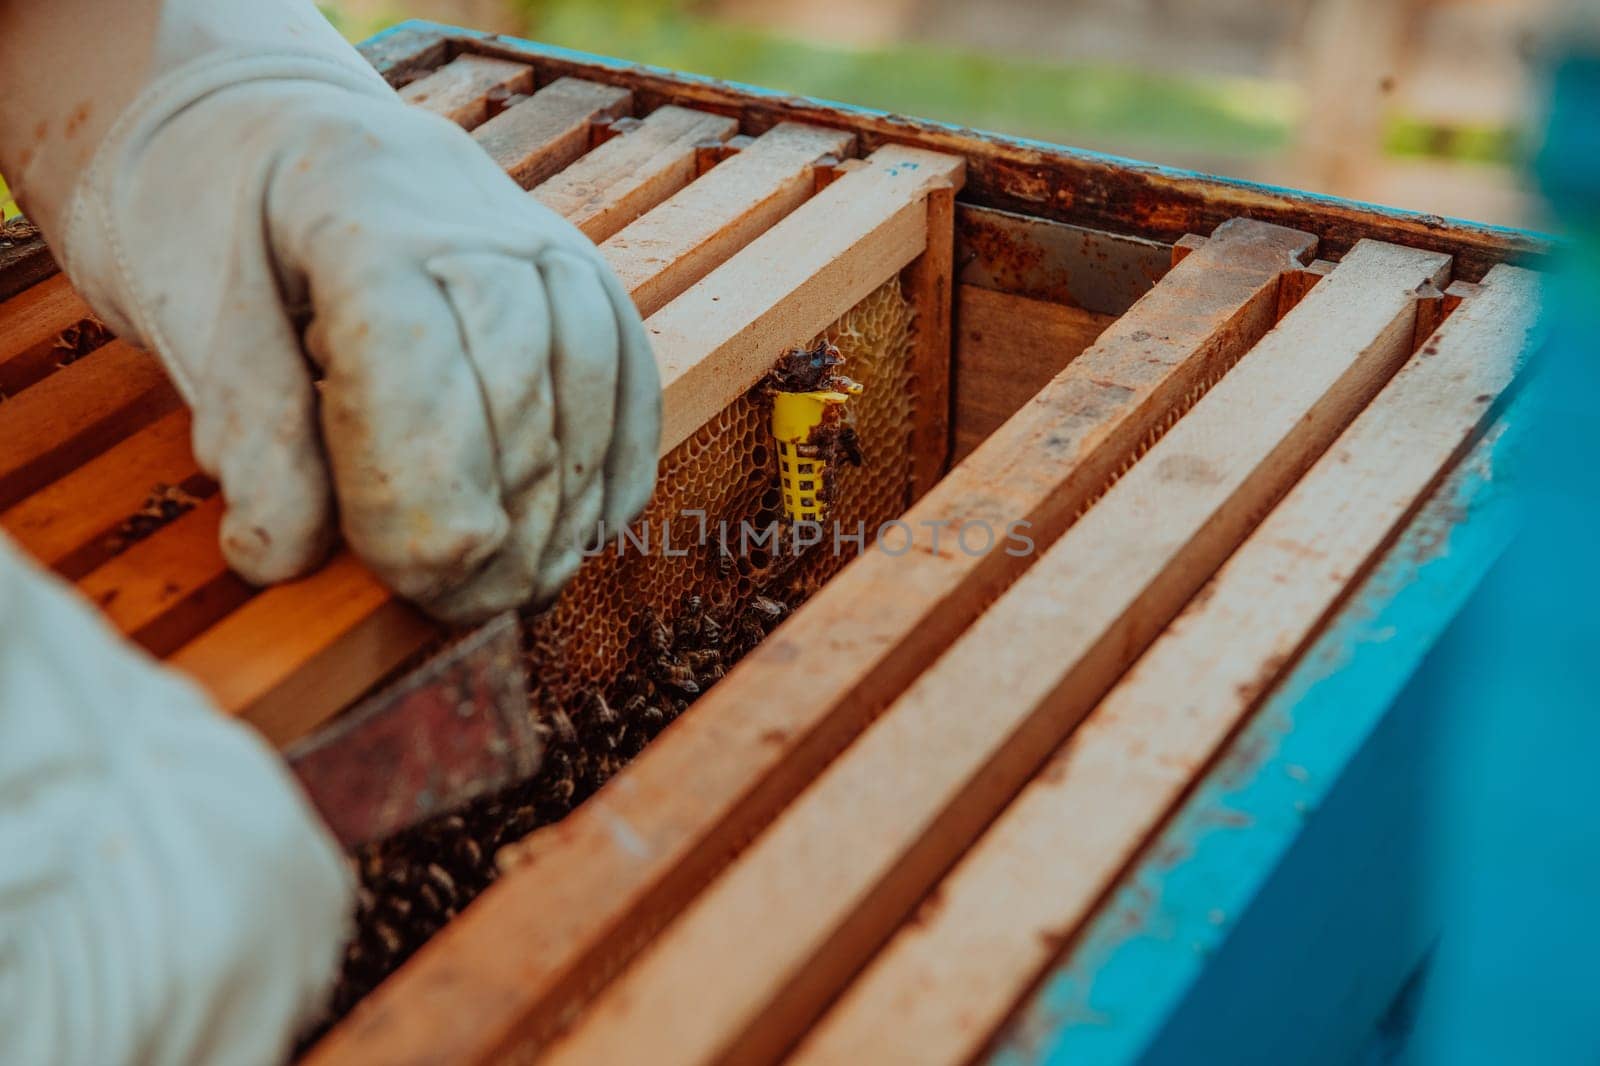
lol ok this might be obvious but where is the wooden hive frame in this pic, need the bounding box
[0,20,1548,1066]
[0,48,964,748]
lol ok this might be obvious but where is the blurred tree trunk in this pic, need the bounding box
[343,0,525,35]
[1295,0,1414,197]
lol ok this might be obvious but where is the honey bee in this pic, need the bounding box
[500,804,541,845]
[543,747,572,780]
[51,317,112,366]
[766,339,846,392]
[454,836,483,870]
[372,920,405,957]
[417,882,446,916]
[731,613,766,653]
[546,706,577,744]
[616,672,644,699]
[685,648,724,683]
[678,594,705,644]
[109,482,203,550]
[643,609,674,656]
[653,654,700,694]
[588,690,618,725]
[749,594,788,623]
[424,863,457,896]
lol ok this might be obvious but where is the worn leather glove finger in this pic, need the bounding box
[9,0,663,624]
[513,225,662,604]
[249,90,660,620]
[273,103,658,621]
[420,252,565,621]
[589,245,663,549]
[528,247,623,603]
[187,201,338,585]
[420,237,658,620]
[305,261,513,606]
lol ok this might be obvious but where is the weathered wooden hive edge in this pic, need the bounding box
[0,23,1553,1066]
[0,17,1551,305]
[360,19,1552,282]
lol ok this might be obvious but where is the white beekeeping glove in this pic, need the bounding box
[0,534,353,1065]
[0,0,661,623]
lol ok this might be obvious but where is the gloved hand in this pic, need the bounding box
[0,0,661,623]
[0,534,353,1065]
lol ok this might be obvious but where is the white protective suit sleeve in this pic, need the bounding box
[0,0,661,623]
[0,534,353,1065]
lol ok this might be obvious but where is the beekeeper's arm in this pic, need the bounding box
[0,2,659,1062]
[0,0,661,623]
[0,533,353,1065]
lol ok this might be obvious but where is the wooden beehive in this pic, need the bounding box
[0,21,1548,1066]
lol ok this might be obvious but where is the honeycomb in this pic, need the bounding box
[526,273,914,713]
[317,276,919,1028]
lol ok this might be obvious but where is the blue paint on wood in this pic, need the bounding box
[988,383,1534,1066]
[1379,53,1600,1066]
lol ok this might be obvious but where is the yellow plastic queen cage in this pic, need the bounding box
[771,383,863,523]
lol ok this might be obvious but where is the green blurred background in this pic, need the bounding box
[3,0,1552,228]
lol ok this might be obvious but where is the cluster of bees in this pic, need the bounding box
[310,277,916,1040]
[51,314,113,368]
[105,481,204,553]
[314,584,795,1031]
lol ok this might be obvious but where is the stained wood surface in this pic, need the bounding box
[601,122,854,317]
[399,53,533,128]
[651,144,965,453]
[0,85,951,751]
[0,274,95,396]
[0,409,201,579]
[77,495,253,657]
[539,240,1453,1066]
[304,219,1314,1066]
[154,140,964,747]
[0,341,181,510]
[951,285,1115,463]
[533,105,740,241]
[0,32,1550,1056]
[166,553,435,747]
[793,261,1539,1066]
[1175,233,1338,320]
[903,187,956,500]
[3,90,802,738]
[1445,279,1482,313]
[1280,258,1338,318]
[406,31,1543,278]
[472,77,632,187]
[0,220,57,305]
